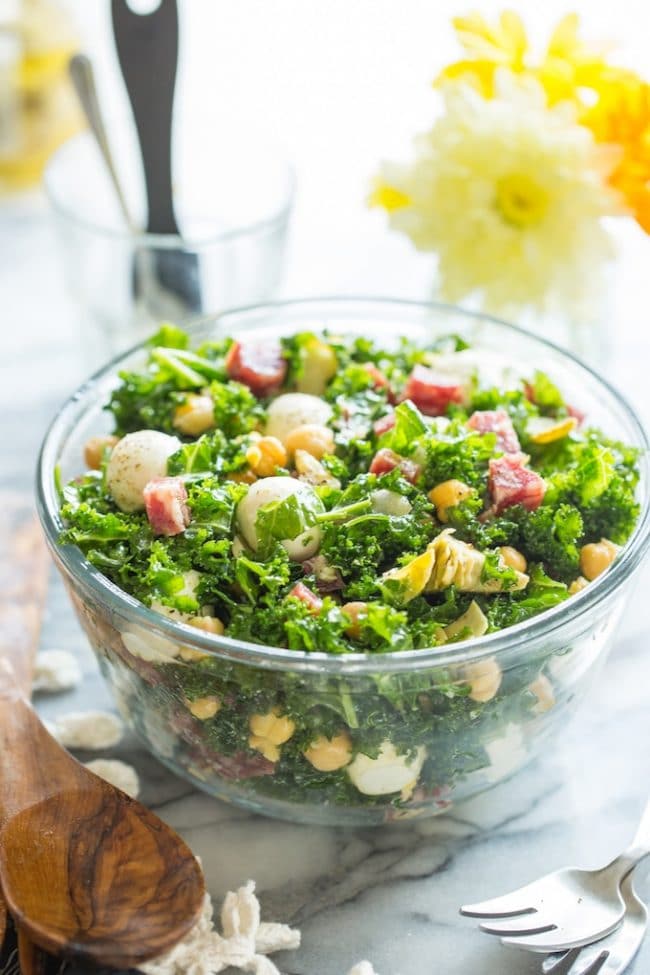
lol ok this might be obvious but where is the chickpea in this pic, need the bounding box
[342,601,368,640]
[179,616,225,661]
[226,468,258,485]
[284,424,335,460]
[528,674,555,714]
[190,616,225,635]
[568,575,589,595]
[249,707,296,762]
[428,479,473,523]
[499,546,528,574]
[84,435,119,470]
[173,394,215,436]
[304,732,353,771]
[579,538,620,581]
[464,657,502,703]
[187,696,221,720]
[245,436,288,477]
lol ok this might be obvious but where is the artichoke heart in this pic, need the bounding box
[380,530,528,605]
[379,546,437,605]
[425,530,528,594]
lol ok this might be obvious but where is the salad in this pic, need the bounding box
[59,324,641,812]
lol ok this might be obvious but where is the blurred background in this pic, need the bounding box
[1,0,649,482]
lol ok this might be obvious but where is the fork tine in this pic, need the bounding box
[501,919,621,953]
[460,891,536,918]
[480,915,554,937]
[542,950,578,974]
[567,950,609,975]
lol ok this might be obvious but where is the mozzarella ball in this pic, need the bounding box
[347,740,427,796]
[236,476,324,561]
[106,430,181,512]
[265,393,333,444]
[371,489,412,517]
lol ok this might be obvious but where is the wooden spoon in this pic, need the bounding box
[0,496,51,973]
[0,507,205,970]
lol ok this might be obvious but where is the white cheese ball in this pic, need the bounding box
[236,476,324,562]
[347,740,427,796]
[106,430,181,512]
[265,393,333,444]
[371,489,412,517]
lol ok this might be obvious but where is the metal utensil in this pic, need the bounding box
[111,0,202,317]
[460,797,650,952]
[69,50,193,325]
[69,54,135,232]
[542,872,647,975]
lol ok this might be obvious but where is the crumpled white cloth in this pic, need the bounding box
[139,877,379,975]
[140,882,300,975]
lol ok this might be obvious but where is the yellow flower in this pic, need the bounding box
[583,76,650,233]
[371,72,622,317]
[435,10,527,96]
[435,10,613,108]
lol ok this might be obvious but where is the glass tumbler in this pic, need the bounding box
[44,119,295,366]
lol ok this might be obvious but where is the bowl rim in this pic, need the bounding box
[43,129,296,248]
[36,295,650,675]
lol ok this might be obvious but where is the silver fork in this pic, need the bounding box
[541,872,647,975]
[460,797,650,952]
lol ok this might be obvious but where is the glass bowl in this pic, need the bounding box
[36,298,650,826]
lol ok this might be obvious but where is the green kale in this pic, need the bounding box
[234,546,295,605]
[320,472,435,599]
[107,371,181,435]
[422,426,496,492]
[59,501,143,545]
[145,323,190,350]
[447,497,520,548]
[515,503,584,582]
[206,379,265,438]
[380,400,427,455]
[186,479,246,533]
[484,564,569,630]
[581,479,640,544]
[481,549,520,590]
[525,370,566,413]
[348,602,414,652]
[167,431,249,476]
[255,490,323,558]
[539,435,640,545]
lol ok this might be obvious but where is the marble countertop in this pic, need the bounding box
[3,195,650,975]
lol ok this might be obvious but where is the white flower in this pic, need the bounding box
[372,71,623,318]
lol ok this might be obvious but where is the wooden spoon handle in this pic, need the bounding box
[17,926,50,975]
[0,895,7,953]
[0,499,57,823]
[0,497,50,698]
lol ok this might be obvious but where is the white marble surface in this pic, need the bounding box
[3,181,650,975]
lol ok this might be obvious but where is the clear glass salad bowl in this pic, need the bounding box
[36,298,650,826]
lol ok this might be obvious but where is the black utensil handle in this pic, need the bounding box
[111,0,180,235]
